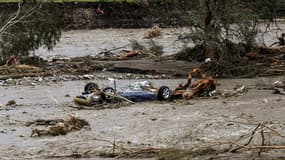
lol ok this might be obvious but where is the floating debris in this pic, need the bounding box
[29,114,90,137]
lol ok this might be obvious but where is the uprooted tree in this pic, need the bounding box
[0,2,61,64]
[172,0,285,77]
[189,0,283,58]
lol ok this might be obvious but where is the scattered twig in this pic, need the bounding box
[259,127,265,155]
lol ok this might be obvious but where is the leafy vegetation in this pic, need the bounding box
[0,0,284,64]
[173,0,284,63]
[0,2,61,64]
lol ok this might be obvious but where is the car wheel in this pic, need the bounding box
[103,87,115,94]
[157,86,171,100]
[84,82,99,92]
[103,87,115,100]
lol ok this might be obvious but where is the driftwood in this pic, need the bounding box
[118,50,139,60]
[45,118,285,159]
[30,114,89,137]
[26,119,64,126]
[104,92,135,104]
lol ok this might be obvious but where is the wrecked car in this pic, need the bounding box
[74,80,171,106]
[73,68,217,107]
[171,68,217,99]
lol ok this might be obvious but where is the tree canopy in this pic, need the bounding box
[0,2,61,64]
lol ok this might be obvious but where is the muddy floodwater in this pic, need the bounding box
[36,23,285,59]
[2,23,285,159]
[1,77,285,159]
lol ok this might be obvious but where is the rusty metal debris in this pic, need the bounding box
[14,64,40,71]
[29,114,89,137]
[172,67,217,100]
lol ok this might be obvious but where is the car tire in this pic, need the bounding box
[103,87,115,100]
[157,86,171,101]
[103,87,115,94]
[84,82,99,92]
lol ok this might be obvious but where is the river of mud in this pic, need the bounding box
[36,22,285,59]
[1,77,285,159]
[1,22,285,159]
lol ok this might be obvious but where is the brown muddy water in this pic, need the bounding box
[1,77,285,159]
[2,24,285,159]
[35,22,285,59]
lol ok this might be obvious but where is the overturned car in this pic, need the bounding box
[74,80,171,106]
[74,68,218,107]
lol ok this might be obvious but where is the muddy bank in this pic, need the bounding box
[0,57,200,83]
[1,49,285,83]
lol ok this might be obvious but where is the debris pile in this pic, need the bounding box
[0,100,17,111]
[221,85,248,98]
[5,56,20,66]
[144,25,161,39]
[6,100,16,107]
[73,67,219,108]
[172,67,217,99]
[73,83,134,109]
[171,33,285,78]
[28,114,89,137]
